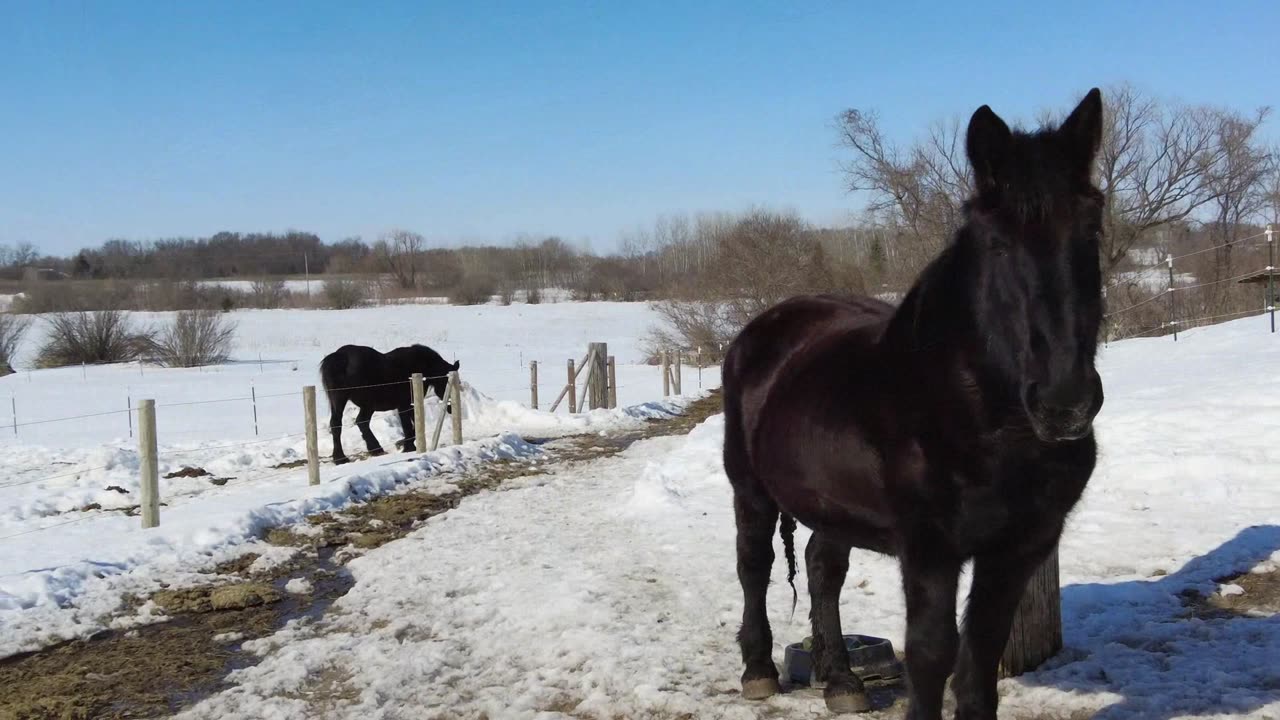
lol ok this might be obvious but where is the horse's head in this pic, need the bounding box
[966,89,1105,443]
[431,360,461,413]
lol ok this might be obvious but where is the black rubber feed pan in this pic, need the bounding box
[784,635,904,686]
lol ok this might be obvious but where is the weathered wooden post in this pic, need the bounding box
[1267,224,1275,333]
[303,386,320,486]
[530,361,539,409]
[449,370,463,446]
[607,355,617,409]
[999,546,1063,677]
[567,358,577,413]
[138,399,159,528]
[430,375,451,450]
[587,342,608,410]
[411,373,426,453]
[674,349,683,395]
[662,350,670,397]
[697,347,703,389]
[1167,255,1178,341]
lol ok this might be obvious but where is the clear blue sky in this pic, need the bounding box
[2,1,1277,255]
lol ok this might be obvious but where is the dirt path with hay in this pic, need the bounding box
[0,392,724,720]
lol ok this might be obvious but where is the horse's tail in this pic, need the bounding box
[780,513,798,619]
[319,352,347,398]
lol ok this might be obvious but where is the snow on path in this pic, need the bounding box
[179,316,1280,719]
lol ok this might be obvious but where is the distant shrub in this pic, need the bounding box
[36,310,154,368]
[324,278,366,310]
[248,278,289,309]
[0,314,32,371]
[149,309,237,367]
[525,286,542,305]
[449,274,496,306]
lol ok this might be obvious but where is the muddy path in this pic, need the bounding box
[0,392,724,720]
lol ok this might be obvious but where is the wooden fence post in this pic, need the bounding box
[303,386,320,486]
[588,342,608,410]
[138,399,160,528]
[607,355,617,409]
[662,350,670,397]
[1167,255,1178,342]
[567,358,577,413]
[674,349,683,395]
[449,371,463,446]
[530,361,539,409]
[697,347,703,389]
[1000,546,1063,677]
[411,373,426,452]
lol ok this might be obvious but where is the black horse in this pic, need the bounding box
[320,344,459,464]
[722,89,1106,719]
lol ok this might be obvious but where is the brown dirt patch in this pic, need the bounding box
[165,466,210,479]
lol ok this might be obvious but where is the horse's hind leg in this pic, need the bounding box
[355,406,385,456]
[806,533,871,713]
[733,489,781,700]
[328,392,349,465]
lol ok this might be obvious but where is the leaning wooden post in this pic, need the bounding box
[411,373,426,452]
[607,355,617,409]
[587,342,608,410]
[430,375,451,450]
[449,370,463,446]
[1000,546,1063,677]
[530,361,539,409]
[303,386,320,486]
[662,350,671,397]
[138,399,160,528]
[567,358,577,413]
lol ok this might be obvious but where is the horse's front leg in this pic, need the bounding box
[397,404,417,453]
[806,533,870,713]
[900,543,961,720]
[952,539,1058,720]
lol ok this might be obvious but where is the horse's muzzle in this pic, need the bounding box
[1023,370,1104,442]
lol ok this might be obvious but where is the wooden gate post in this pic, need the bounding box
[303,386,320,486]
[449,371,463,445]
[530,361,539,409]
[607,355,617,409]
[587,342,608,410]
[411,373,426,452]
[999,546,1063,677]
[138,399,160,528]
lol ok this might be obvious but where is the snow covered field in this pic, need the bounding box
[0,301,721,654]
[174,314,1279,719]
[4,305,1279,719]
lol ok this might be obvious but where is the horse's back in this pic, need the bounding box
[723,294,896,546]
[724,294,892,428]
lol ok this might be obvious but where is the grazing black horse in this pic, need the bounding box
[320,344,459,464]
[722,89,1106,719]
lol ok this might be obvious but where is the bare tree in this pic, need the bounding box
[374,229,425,290]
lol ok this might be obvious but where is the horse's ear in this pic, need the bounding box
[966,104,1012,193]
[1058,88,1103,181]
[452,360,460,370]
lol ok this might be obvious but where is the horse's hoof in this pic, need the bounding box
[401,444,417,453]
[333,456,350,466]
[369,448,386,457]
[823,686,871,714]
[741,677,781,700]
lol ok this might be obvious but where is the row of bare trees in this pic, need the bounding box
[836,83,1278,288]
